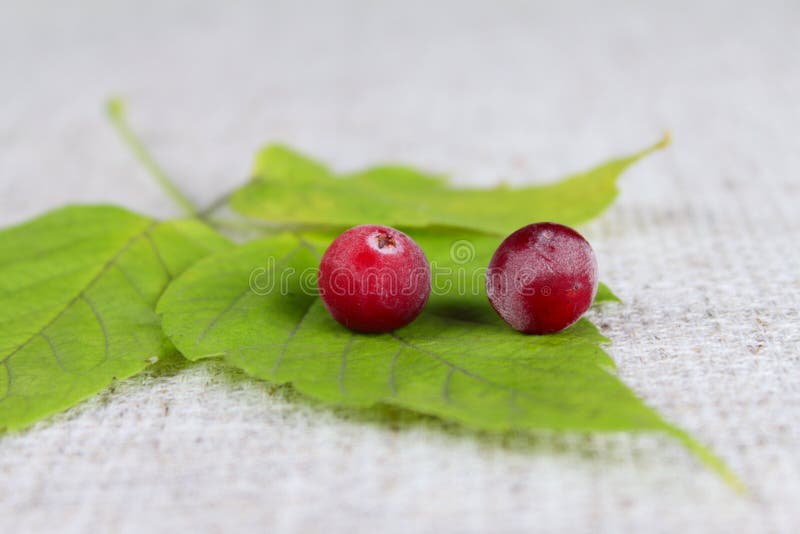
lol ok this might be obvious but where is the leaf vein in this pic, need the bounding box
[390,333,525,399]
[0,359,11,401]
[39,332,68,372]
[388,347,403,397]
[197,245,306,344]
[114,263,147,300]
[196,289,251,344]
[0,221,157,368]
[271,298,317,376]
[145,233,173,279]
[82,295,110,365]
[441,367,455,403]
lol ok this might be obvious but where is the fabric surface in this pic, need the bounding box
[1,1,798,532]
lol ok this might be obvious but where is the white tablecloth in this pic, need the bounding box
[1,1,798,532]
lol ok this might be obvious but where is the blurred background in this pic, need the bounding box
[1,1,798,533]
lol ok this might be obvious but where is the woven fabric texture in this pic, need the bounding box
[1,1,798,532]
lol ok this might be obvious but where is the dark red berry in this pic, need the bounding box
[486,222,598,334]
[318,225,431,333]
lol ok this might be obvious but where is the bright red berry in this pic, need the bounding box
[318,225,431,333]
[486,222,598,334]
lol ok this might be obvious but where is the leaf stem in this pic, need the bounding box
[197,191,233,219]
[105,98,198,217]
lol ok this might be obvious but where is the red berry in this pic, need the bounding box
[486,222,598,334]
[318,225,431,333]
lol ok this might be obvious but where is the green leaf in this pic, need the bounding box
[229,135,670,235]
[595,282,621,303]
[157,231,741,489]
[0,205,230,431]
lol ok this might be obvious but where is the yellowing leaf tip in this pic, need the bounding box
[105,97,126,119]
[655,130,672,150]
